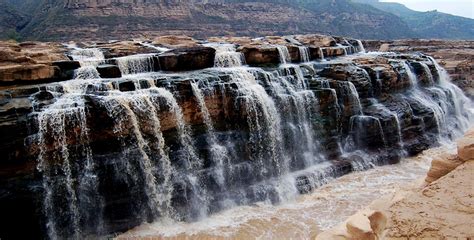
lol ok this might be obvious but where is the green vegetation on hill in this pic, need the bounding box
[353,0,474,39]
[0,2,27,40]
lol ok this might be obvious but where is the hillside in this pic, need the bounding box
[0,0,472,41]
[0,0,415,41]
[0,2,27,40]
[353,0,474,39]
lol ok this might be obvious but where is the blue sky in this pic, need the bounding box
[381,0,474,18]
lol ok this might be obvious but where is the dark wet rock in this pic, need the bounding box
[158,47,215,71]
[97,64,122,78]
[239,46,280,66]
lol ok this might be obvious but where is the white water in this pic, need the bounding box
[298,46,310,62]
[206,43,246,67]
[229,68,286,177]
[69,47,104,79]
[116,54,156,75]
[119,143,441,239]
[319,48,325,61]
[276,46,291,64]
[356,40,366,53]
[36,91,104,239]
[190,81,229,189]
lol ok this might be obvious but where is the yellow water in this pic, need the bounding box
[117,145,454,240]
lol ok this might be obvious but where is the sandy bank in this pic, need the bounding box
[317,128,474,240]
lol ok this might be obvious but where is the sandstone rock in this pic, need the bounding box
[346,210,386,240]
[322,47,347,58]
[207,36,254,46]
[52,60,81,80]
[293,34,336,48]
[457,128,474,162]
[152,35,198,49]
[425,152,463,184]
[97,64,122,78]
[158,47,215,71]
[239,45,280,65]
[0,64,57,83]
[96,41,154,58]
[316,210,387,240]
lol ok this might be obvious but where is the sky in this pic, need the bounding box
[381,0,474,19]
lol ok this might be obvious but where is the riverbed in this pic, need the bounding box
[118,144,456,239]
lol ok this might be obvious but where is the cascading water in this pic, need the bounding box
[205,43,246,67]
[356,40,366,53]
[21,44,474,240]
[116,54,157,75]
[298,46,310,62]
[276,45,291,64]
[68,47,104,79]
[35,91,104,239]
[319,48,326,61]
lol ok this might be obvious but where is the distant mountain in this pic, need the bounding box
[353,0,474,39]
[0,0,470,41]
[0,1,27,40]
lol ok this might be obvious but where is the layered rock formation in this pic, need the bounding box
[317,128,474,240]
[365,39,474,100]
[0,41,69,84]
[0,34,472,239]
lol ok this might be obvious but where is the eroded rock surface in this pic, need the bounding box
[365,39,474,99]
[317,128,474,240]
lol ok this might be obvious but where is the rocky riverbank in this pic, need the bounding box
[317,128,474,240]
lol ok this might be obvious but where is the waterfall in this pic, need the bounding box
[337,44,348,56]
[348,82,363,115]
[69,47,104,79]
[428,56,474,136]
[190,81,229,189]
[348,115,386,170]
[268,68,322,168]
[356,40,366,53]
[319,48,325,61]
[116,54,157,75]
[298,46,310,62]
[207,43,246,68]
[74,66,100,79]
[420,62,435,85]
[229,68,286,177]
[70,48,105,65]
[276,45,291,64]
[21,45,474,240]
[402,61,418,87]
[372,100,404,149]
[36,92,104,239]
